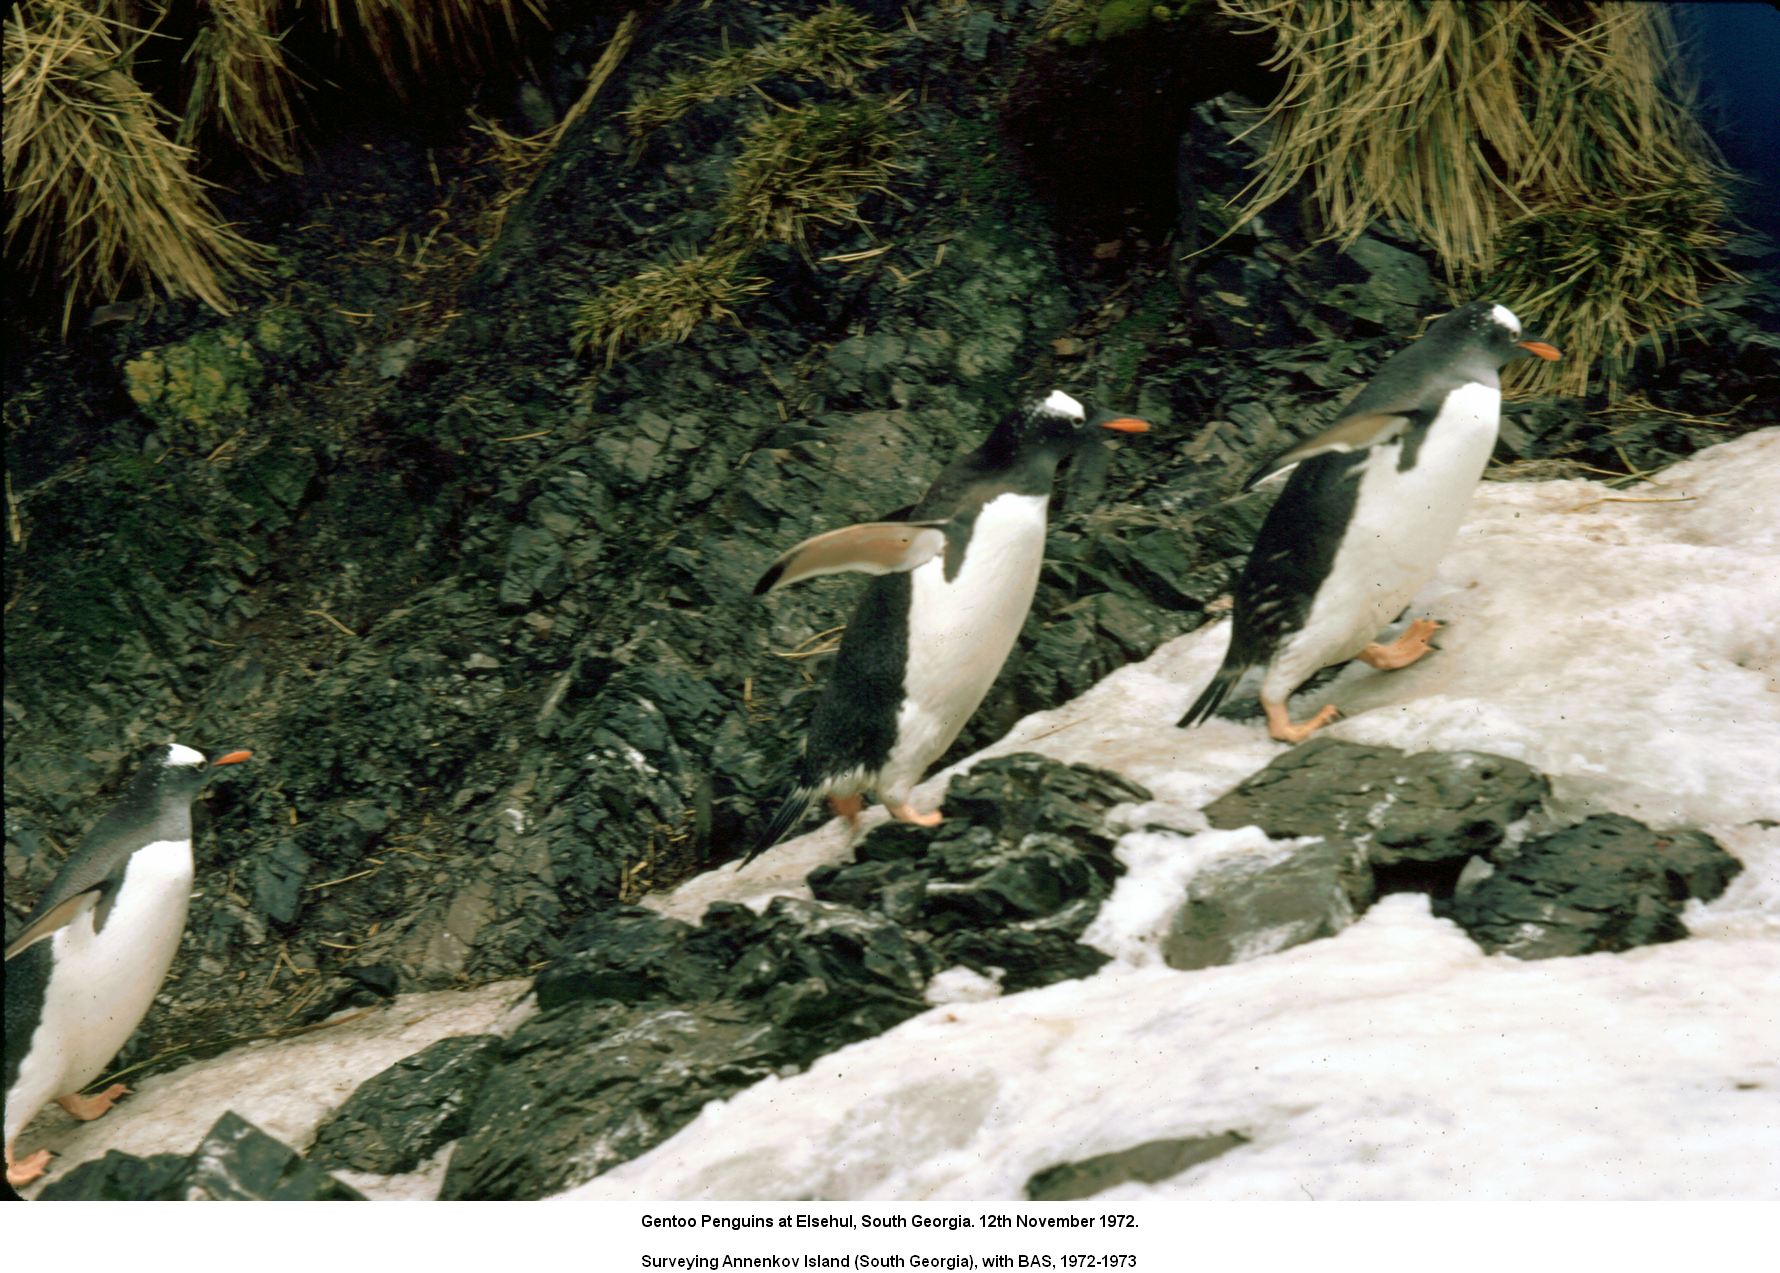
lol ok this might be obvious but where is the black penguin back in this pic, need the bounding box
[799,572,913,785]
[1234,450,1370,665]
[5,943,52,1096]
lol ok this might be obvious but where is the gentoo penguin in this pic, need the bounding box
[1179,301,1560,743]
[743,391,1149,864]
[5,742,251,1188]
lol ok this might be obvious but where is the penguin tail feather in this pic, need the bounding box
[738,783,818,870]
[1177,660,1244,730]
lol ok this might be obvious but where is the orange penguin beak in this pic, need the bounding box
[211,749,254,766]
[1517,340,1562,361]
[1097,416,1151,434]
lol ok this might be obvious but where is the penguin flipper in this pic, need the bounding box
[754,522,949,595]
[1177,658,1246,730]
[737,784,818,869]
[4,889,99,960]
[1243,411,1410,490]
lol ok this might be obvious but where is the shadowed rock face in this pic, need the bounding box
[811,754,1149,991]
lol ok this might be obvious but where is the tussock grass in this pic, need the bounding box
[6,0,547,328]
[1483,175,1732,395]
[571,250,768,367]
[1217,0,1736,395]
[320,0,542,88]
[179,0,301,174]
[623,3,891,139]
[4,2,267,332]
[581,10,906,366]
[718,99,904,249]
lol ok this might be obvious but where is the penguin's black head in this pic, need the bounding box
[141,742,253,801]
[986,390,1150,465]
[1439,301,1562,376]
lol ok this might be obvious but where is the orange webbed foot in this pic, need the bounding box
[1264,700,1339,744]
[885,801,943,828]
[6,1146,51,1188]
[1359,618,1441,671]
[57,1083,131,1122]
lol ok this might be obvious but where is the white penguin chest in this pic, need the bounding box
[1287,382,1501,669]
[37,838,194,1090]
[894,492,1049,761]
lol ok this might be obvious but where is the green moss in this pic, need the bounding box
[1103,278,1178,391]
[1095,0,1155,41]
[123,328,265,442]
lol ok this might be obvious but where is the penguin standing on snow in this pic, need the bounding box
[5,742,252,1188]
[1180,301,1560,743]
[743,391,1149,865]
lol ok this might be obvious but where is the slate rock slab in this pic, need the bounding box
[308,1033,504,1175]
[37,1112,363,1200]
[440,1001,787,1201]
[808,753,1151,991]
[1440,815,1742,959]
[1204,737,1547,867]
[716,897,939,1042]
[533,905,722,1012]
[32,1150,187,1201]
[1163,837,1371,972]
[1027,1132,1250,1200]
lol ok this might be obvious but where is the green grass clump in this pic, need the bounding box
[718,99,903,249]
[1482,176,1734,396]
[571,251,768,367]
[623,4,891,138]
[1214,0,1737,396]
[583,11,907,366]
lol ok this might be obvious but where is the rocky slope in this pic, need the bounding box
[5,1,1777,1200]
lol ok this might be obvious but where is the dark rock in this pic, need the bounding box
[534,905,724,1012]
[1163,836,1371,971]
[35,1150,186,1201]
[308,1034,504,1175]
[341,963,400,999]
[441,1000,785,1201]
[1204,737,1547,868]
[251,838,312,925]
[723,897,937,1042]
[1441,815,1742,959]
[1026,1132,1250,1200]
[809,754,1149,991]
[40,1112,364,1200]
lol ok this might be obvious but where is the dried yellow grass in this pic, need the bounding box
[1216,0,1736,395]
[716,98,904,250]
[4,2,266,330]
[623,3,892,138]
[571,250,768,367]
[179,0,301,174]
[320,0,542,85]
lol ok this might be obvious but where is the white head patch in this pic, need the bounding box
[1489,303,1522,337]
[165,743,206,767]
[1039,389,1085,420]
